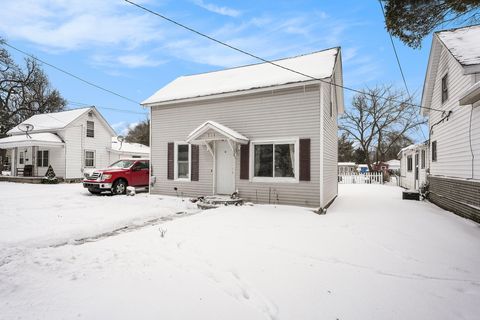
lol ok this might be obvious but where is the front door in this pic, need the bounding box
[215,140,235,194]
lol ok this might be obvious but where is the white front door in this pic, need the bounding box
[215,140,235,194]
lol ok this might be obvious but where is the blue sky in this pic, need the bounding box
[0,0,450,141]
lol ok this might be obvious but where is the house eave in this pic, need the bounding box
[142,79,323,108]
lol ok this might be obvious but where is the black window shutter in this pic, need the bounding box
[191,144,199,181]
[299,138,311,181]
[167,142,174,180]
[240,143,249,180]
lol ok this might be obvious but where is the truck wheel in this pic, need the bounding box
[88,188,102,195]
[112,179,127,195]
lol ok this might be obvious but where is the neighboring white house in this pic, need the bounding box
[398,143,429,190]
[0,107,150,180]
[421,24,480,222]
[386,159,400,172]
[109,136,150,163]
[338,162,356,175]
[143,47,344,209]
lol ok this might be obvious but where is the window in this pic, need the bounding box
[432,141,437,162]
[86,121,94,138]
[407,155,413,172]
[253,141,296,181]
[421,150,426,169]
[441,74,448,103]
[36,150,49,167]
[19,151,24,165]
[135,160,149,170]
[175,143,190,180]
[85,150,95,167]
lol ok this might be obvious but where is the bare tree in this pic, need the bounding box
[125,119,149,146]
[340,86,426,170]
[0,39,66,137]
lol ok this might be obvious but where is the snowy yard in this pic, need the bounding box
[0,183,479,319]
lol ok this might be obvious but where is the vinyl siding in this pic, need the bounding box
[63,112,113,179]
[150,84,328,207]
[322,77,339,205]
[36,146,65,178]
[429,43,480,180]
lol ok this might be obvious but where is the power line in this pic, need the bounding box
[1,41,141,105]
[124,0,445,113]
[67,100,148,115]
[378,0,428,141]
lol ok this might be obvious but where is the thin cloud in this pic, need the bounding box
[192,0,241,17]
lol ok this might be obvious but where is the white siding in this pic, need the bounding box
[429,44,480,180]
[63,112,113,179]
[151,84,330,207]
[36,146,66,178]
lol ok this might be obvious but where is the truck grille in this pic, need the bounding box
[86,172,101,180]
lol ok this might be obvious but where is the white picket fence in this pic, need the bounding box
[338,172,384,184]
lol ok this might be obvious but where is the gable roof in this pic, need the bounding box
[186,120,249,144]
[142,47,340,106]
[421,25,480,115]
[8,107,116,136]
[110,137,150,155]
[437,24,480,68]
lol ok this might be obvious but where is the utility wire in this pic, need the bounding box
[67,100,148,115]
[2,41,141,105]
[378,0,428,141]
[124,0,446,113]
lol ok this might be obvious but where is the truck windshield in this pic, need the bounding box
[108,160,135,169]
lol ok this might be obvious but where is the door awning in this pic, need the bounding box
[0,133,65,148]
[186,121,249,145]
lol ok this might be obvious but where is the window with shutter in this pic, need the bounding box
[299,138,310,181]
[250,139,300,182]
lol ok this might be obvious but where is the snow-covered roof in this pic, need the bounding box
[8,108,91,135]
[186,120,249,144]
[143,47,339,105]
[0,133,64,148]
[437,24,480,66]
[110,137,150,155]
[338,162,356,166]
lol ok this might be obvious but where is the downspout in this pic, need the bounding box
[319,82,325,208]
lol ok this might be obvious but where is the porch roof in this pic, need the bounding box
[0,133,64,148]
[186,121,249,145]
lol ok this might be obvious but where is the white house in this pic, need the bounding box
[143,47,344,209]
[421,24,480,222]
[0,107,149,181]
[398,143,429,190]
[338,162,356,175]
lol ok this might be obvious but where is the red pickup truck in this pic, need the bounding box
[83,159,150,195]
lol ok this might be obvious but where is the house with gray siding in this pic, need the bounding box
[421,25,480,222]
[143,47,344,209]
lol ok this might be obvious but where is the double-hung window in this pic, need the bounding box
[85,150,95,167]
[19,151,24,165]
[441,74,448,103]
[175,143,190,180]
[36,150,49,167]
[432,141,437,162]
[86,121,95,138]
[252,140,297,182]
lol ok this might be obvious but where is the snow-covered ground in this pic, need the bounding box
[0,183,479,319]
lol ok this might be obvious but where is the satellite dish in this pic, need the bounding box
[18,123,34,133]
[18,123,34,138]
[116,135,125,150]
